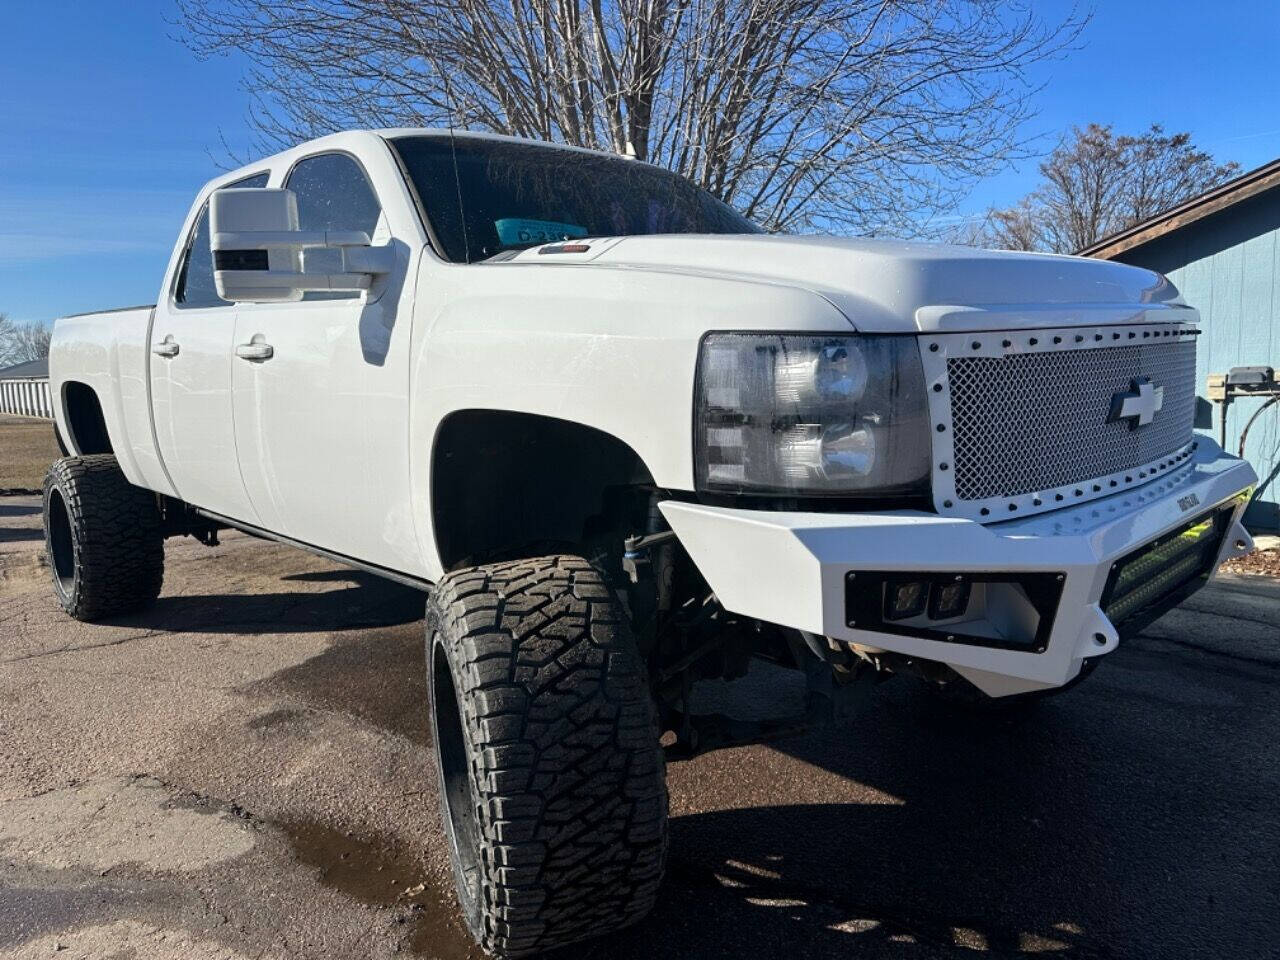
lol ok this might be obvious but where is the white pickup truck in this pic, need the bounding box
[45,129,1257,956]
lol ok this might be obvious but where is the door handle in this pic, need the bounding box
[152,339,179,358]
[235,342,274,361]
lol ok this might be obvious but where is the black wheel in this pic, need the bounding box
[42,455,164,621]
[425,554,667,957]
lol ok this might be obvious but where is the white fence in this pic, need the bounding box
[0,378,53,419]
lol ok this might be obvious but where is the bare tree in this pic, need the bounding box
[0,314,16,367]
[985,123,1239,253]
[174,0,1087,234]
[0,315,53,366]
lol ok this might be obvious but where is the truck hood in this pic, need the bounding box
[519,234,1192,333]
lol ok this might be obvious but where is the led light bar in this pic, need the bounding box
[1101,501,1237,633]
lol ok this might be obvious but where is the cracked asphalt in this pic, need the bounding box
[2,492,1279,959]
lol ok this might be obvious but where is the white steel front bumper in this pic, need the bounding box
[660,441,1258,697]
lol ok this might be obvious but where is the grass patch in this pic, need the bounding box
[0,415,60,491]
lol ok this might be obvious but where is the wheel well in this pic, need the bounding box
[62,382,113,455]
[431,410,656,571]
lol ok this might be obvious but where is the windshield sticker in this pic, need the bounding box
[495,218,588,248]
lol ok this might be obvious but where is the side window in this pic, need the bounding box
[286,153,382,301]
[174,172,269,309]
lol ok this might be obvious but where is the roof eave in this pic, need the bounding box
[1079,156,1280,261]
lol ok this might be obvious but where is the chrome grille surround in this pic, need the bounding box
[920,323,1199,523]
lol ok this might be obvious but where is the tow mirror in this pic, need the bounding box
[210,187,394,303]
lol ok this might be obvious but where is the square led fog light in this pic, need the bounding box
[928,577,972,621]
[847,570,1066,653]
[883,579,929,621]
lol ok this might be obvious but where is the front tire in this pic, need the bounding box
[426,555,667,957]
[42,455,164,621]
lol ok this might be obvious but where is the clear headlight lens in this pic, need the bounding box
[696,333,931,496]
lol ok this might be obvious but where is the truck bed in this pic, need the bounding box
[49,304,175,497]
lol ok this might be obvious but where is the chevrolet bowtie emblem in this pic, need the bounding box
[1108,377,1164,429]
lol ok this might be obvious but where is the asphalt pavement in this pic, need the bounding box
[2,494,1278,959]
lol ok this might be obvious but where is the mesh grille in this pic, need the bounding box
[947,340,1196,501]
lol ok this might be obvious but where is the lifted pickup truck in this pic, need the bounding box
[45,129,1257,956]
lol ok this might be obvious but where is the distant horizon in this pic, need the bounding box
[4,0,1279,325]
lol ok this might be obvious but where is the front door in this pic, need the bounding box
[230,152,420,573]
[150,173,268,523]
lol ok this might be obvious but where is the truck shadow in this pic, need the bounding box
[103,569,425,635]
[592,653,1278,959]
[248,610,430,747]
[610,823,1088,958]
[97,570,430,744]
[627,744,1088,957]
[575,700,1096,958]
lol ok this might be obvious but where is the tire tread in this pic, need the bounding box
[43,455,164,621]
[427,554,667,957]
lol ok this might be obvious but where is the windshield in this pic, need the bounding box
[389,135,762,263]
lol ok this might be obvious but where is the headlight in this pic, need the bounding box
[695,333,931,496]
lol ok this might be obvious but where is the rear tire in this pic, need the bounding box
[42,455,164,621]
[425,554,667,957]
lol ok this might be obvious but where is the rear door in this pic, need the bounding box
[150,172,268,522]
[229,150,420,572]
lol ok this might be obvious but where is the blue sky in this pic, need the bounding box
[2,0,1279,324]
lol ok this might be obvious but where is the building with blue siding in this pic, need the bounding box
[1082,160,1280,530]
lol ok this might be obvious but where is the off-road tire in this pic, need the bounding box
[425,555,667,957]
[42,455,164,621]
